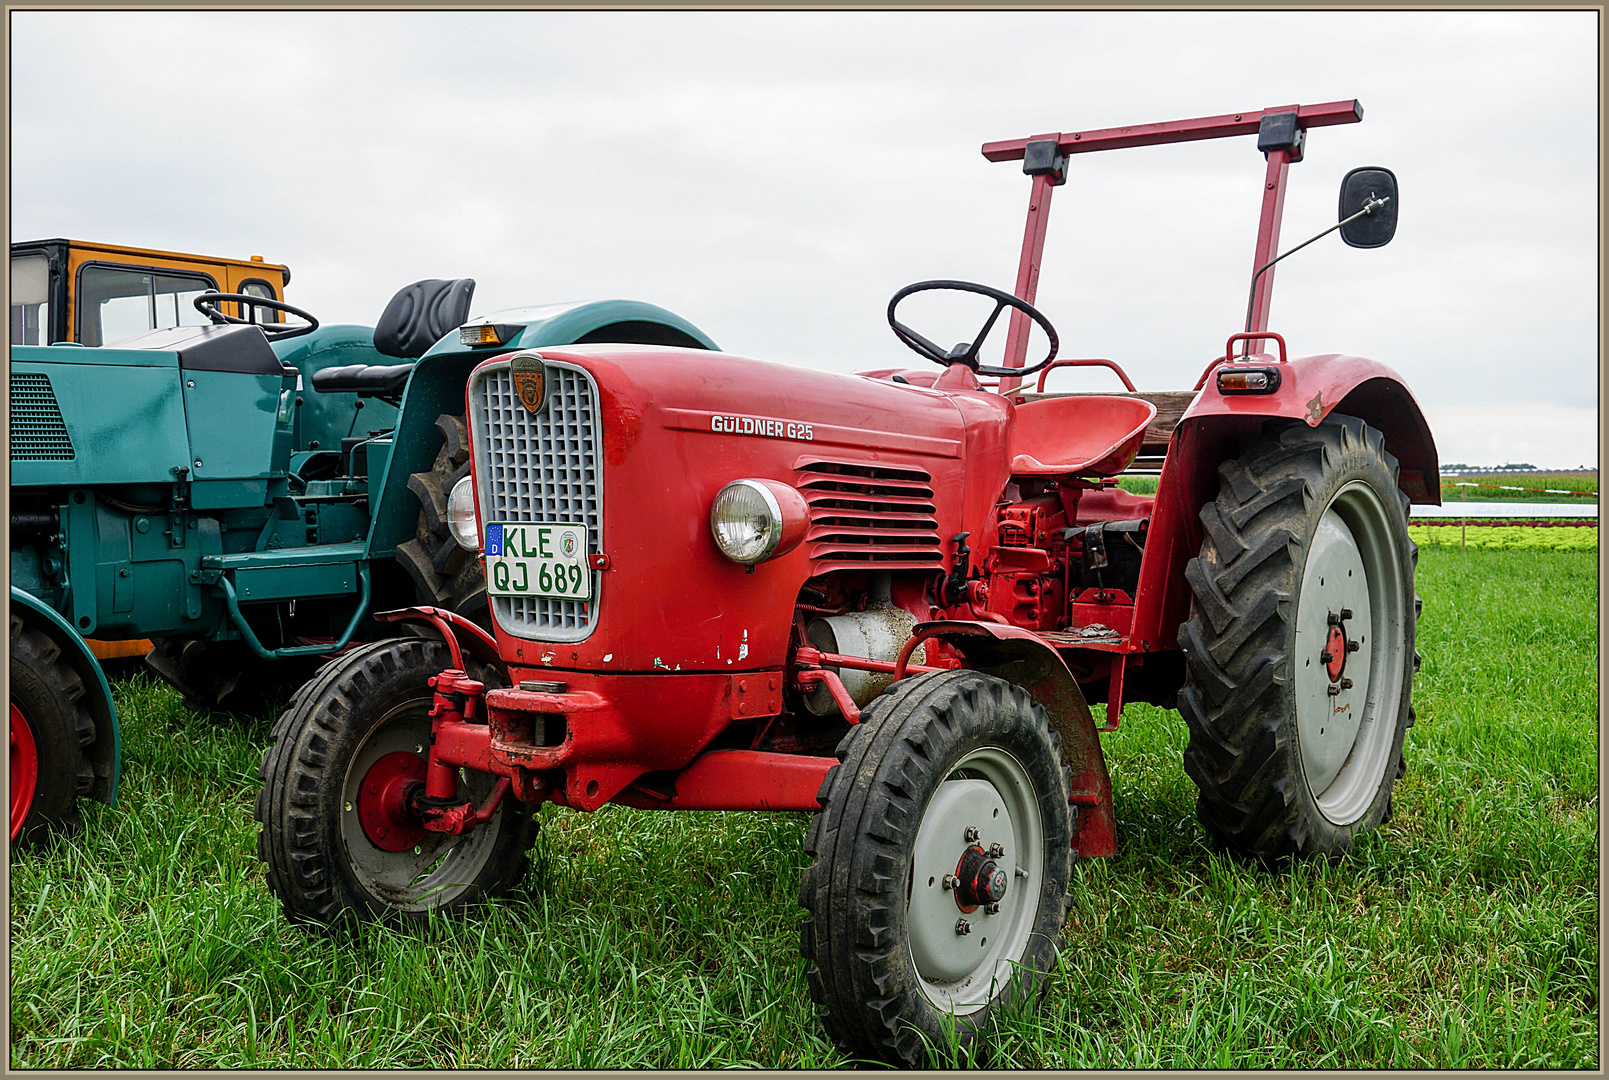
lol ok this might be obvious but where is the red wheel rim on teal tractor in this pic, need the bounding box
[10,703,39,840]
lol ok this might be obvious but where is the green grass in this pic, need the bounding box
[10,549,1597,1067]
[1117,475,1158,495]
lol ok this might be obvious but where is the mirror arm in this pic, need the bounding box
[1237,196,1390,356]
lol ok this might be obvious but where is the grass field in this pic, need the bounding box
[1439,472,1598,504]
[1119,473,1600,505]
[9,548,1598,1068]
[1411,524,1598,553]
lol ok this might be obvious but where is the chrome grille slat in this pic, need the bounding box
[470,359,602,641]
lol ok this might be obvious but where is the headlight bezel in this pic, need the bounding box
[447,474,481,552]
[709,478,808,565]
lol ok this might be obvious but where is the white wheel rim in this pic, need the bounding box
[338,695,505,912]
[1294,479,1407,825]
[906,747,1045,1015]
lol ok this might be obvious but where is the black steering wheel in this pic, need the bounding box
[194,291,320,342]
[887,279,1059,378]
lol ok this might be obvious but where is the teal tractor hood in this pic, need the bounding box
[422,299,719,357]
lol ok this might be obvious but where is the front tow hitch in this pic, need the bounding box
[413,666,509,835]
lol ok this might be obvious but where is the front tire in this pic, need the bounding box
[799,670,1072,1066]
[9,615,97,849]
[1177,414,1419,859]
[254,637,536,927]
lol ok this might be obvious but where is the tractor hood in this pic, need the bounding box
[424,299,719,360]
[462,345,1006,675]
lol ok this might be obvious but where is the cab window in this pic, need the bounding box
[10,253,51,345]
[239,279,281,324]
[77,264,216,347]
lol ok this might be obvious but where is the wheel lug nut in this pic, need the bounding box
[964,826,980,843]
[955,919,972,936]
[941,874,958,890]
[1327,684,1341,696]
[1320,651,1334,663]
[1346,640,1360,653]
[988,842,1004,858]
[1340,677,1354,689]
[986,902,1001,915]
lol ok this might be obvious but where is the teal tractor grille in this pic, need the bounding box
[9,372,75,461]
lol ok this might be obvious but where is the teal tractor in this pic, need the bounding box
[8,278,716,845]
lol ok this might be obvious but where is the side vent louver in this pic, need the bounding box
[9,373,75,461]
[797,460,943,574]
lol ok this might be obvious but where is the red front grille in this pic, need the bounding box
[797,460,944,574]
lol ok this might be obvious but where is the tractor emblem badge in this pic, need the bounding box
[511,354,546,414]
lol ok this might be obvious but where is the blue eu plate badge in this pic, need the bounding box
[485,523,504,557]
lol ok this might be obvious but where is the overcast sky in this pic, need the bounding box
[11,10,1599,468]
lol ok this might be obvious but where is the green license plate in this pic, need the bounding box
[485,522,591,601]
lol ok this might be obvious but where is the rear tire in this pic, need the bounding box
[254,636,536,928]
[799,670,1072,1066]
[396,413,489,626]
[9,615,96,849]
[1177,414,1419,859]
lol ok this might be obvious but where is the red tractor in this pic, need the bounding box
[257,100,1435,1064]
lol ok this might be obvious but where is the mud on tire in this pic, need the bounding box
[798,669,1072,1066]
[9,614,97,849]
[1177,413,1420,860]
[254,636,536,928]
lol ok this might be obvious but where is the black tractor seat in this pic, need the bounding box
[310,363,415,398]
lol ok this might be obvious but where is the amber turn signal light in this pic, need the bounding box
[460,323,522,347]
[1216,366,1282,394]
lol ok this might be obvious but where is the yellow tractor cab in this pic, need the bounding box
[9,238,291,348]
[10,239,292,659]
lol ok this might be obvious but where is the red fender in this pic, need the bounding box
[372,606,502,669]
[1129,354,1440,655]
[908,620,1116,858]
[1185,352,1439,504]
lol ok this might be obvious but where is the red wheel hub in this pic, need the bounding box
[357,751,427,852]
[11,703,39,841]
[951,844,1007,913]
[1324,624,1348,682]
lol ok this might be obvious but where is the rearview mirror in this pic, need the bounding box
[1338,167,1398,248]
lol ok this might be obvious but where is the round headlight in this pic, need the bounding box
[710,479,808,565]
[448,475,480,552]
[711,480,784,564]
